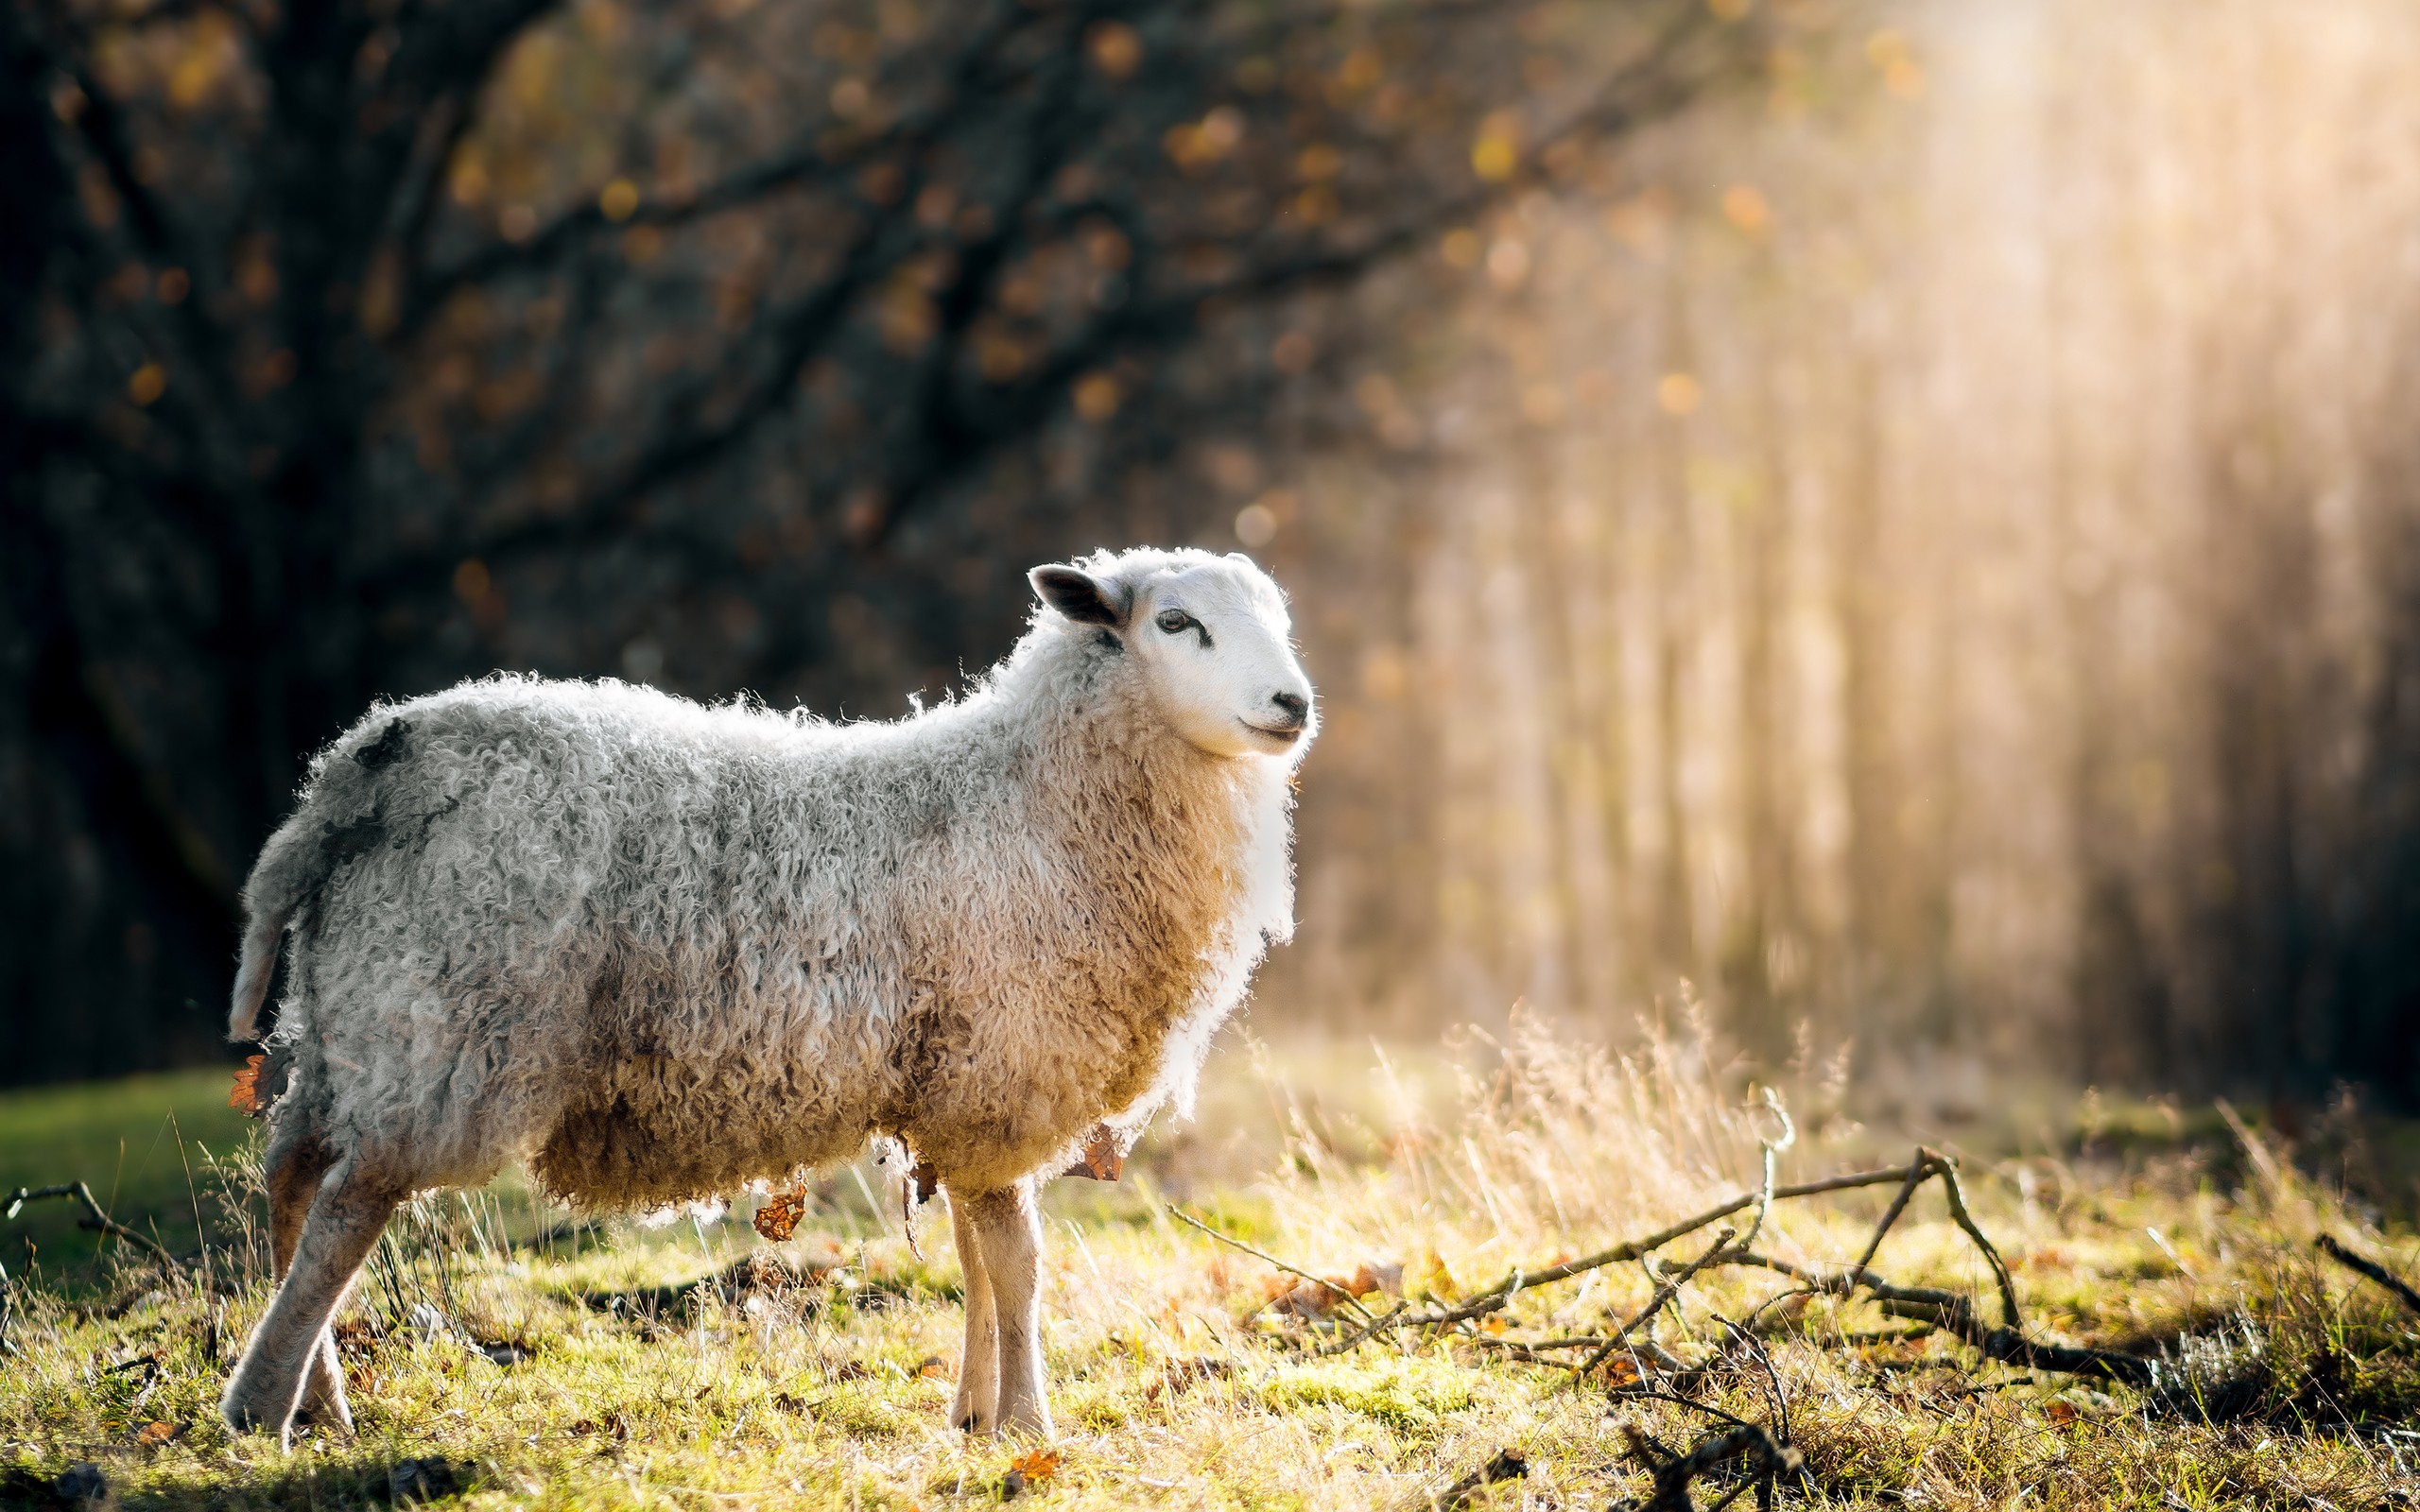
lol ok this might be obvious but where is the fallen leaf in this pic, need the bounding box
[1480,1314,1508,1335]
[1346,1261,1403,1297]
[1268,1280,1340,1318]
[916,1354,952,1380]
[229,1054,265,1115]
[753,1183,808,1243]
[134,1419,185,1446]
[1065,1124,1125,1181]
[1010,1448,1062,1483]
[2046,1399,2081,1424]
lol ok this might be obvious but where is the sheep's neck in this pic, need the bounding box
[892,635,1278,1179]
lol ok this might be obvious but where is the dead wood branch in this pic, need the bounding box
[1574,1228,1737,1379]
[1926,1150,2021,1330]
[1316,1300,1409,1356]
[1617,1422,1802,1512]
[1731,1253,2155,1386]
[4,1183,182,1272]
[2318,1234,2420,1315]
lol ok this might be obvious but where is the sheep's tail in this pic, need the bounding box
[227,804,350,1042]
[228,908,288,1043]
[228,714,411,1041]
[228,811,328,1042]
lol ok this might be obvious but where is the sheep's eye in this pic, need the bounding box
[1153,608,1214,648]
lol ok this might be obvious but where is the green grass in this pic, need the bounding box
[0,1068,254,1280]
[3,1028,2418,1508]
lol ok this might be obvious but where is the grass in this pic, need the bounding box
[3,1022,2419,1509]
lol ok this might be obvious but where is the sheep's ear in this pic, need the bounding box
[1028,564,1129,627]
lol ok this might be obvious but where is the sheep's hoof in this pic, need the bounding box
[291,1400,354,1435]
[219,1389,295,1449]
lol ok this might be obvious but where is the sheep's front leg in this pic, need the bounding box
[222,1155,401,1449]
[948,1190,999,1433]
[962,1179,1052,1439]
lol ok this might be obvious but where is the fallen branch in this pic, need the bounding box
[2318,1234,2420,1316]
[1182,1119,2186,1415]
[1617,1421,1802,1512]
[1574,1228,1737,1379]
[1731,1252,2155,1387]
[4,1183,182,1272]
[1315,1299,1409,1356]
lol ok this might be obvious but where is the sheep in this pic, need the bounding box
[217,545,1316,1446]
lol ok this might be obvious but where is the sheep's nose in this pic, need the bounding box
[1269,690,1310,727]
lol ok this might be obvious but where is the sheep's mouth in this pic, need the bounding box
[1238,720,1304,747]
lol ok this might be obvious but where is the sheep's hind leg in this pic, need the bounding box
[963,1179,1052,1440]
[948,1189,1000,1433]
[221,1153,403,1449]
[263,1121,350,1431]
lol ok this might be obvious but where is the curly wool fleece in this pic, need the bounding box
[232,548,1306,1203]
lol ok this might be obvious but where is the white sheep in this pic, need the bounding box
[217,546,1315,1445]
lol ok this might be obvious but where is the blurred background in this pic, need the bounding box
[6,0,2419,1108]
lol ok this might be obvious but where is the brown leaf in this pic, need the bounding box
[1063,1124,1125,1181]
[1010,1448,1061,1483]
[2046,1399,2082,1424]
[1345,1262,1401,1297]
[134,1419,185,1446]
[228,1054,265,1115]
[916,1354,951,1380]
[753,1183,808,1243]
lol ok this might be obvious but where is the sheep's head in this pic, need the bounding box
[1029,549,1315,761]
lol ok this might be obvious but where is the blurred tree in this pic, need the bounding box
[0,0,1753,1083]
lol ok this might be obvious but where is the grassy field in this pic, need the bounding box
[4,1023,2419,1509]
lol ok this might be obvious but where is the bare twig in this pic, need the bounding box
[1619,1421,1802,1512]
[1167,1206,1375,1324]
[2318,1234,2420,1316]
[1926,1148,2021,1331]
[1713,1315,1791,1444]
[5,1183,182,1272]
[1854,1155,1934,1276]
[1316,1300,1409,1356]
[1573,1227,1737,1380]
